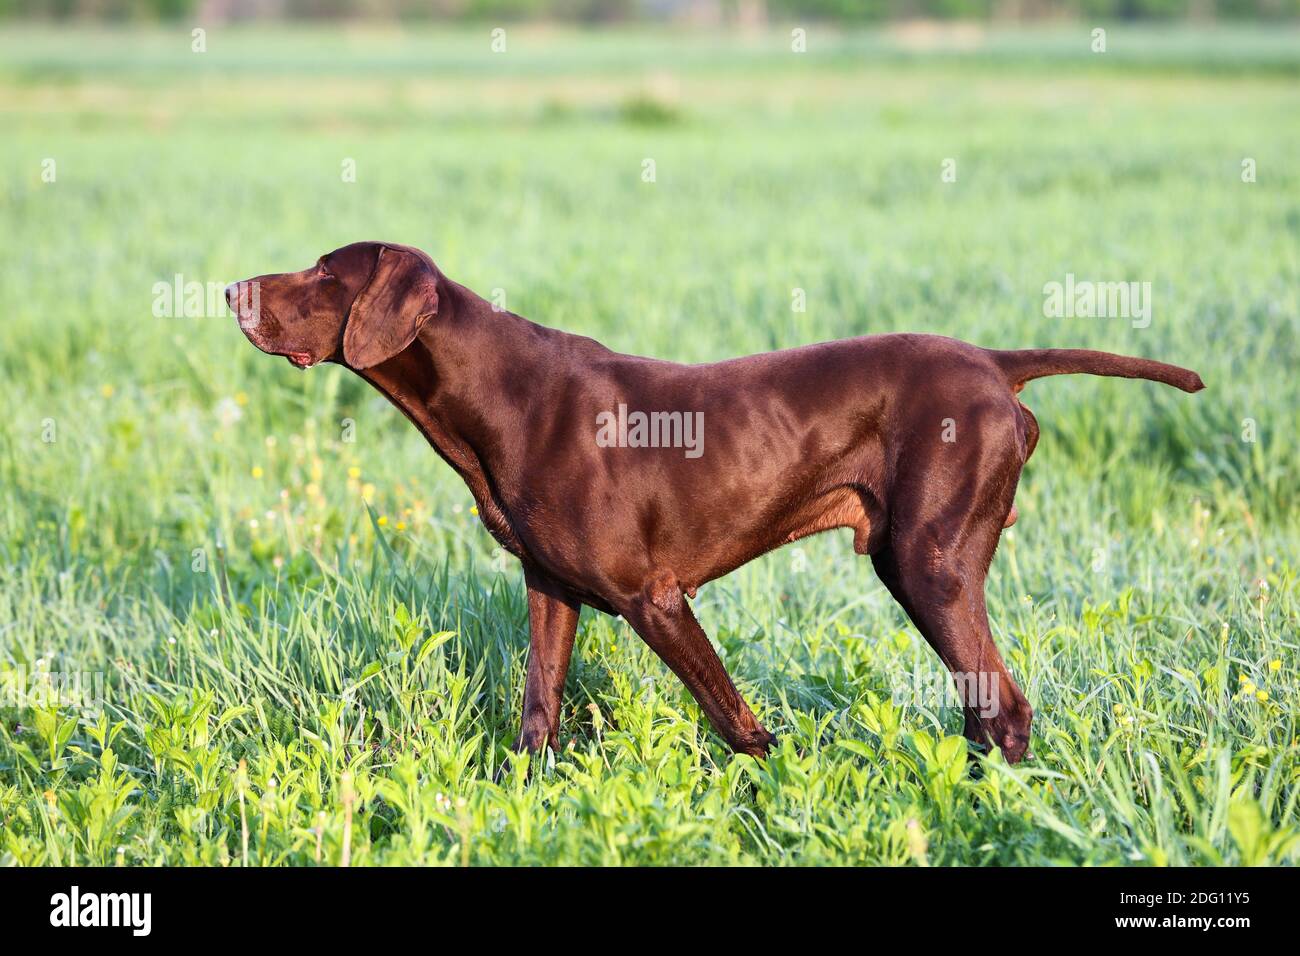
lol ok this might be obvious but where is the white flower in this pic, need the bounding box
[215,397,243,427]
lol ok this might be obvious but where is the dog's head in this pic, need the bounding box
[227,241,440,370]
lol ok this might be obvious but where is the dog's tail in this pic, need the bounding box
[988,348,1205,394]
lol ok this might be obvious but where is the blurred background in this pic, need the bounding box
[4,0,1299,22]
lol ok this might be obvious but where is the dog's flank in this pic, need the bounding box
[231,241,1203,766]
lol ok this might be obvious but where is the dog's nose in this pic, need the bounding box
[224,282,240,312]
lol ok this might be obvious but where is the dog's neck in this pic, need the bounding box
[351,278,549,554]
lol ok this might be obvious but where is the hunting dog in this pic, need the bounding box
[229,241,1203,764]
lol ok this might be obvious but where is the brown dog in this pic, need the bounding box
[228,241,1203,764]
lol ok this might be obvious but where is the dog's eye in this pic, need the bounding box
[318,266,333,280]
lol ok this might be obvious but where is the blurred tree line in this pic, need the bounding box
[2,0,1296,20]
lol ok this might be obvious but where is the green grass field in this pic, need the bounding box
[2,22,1298,866]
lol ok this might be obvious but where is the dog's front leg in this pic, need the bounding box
[514,568,582,754]
[619,572,775,758]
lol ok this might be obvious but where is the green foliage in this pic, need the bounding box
[0,25,1297,865]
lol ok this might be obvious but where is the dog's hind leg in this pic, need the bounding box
[514,567,583,754]
[618,571,775,757]
[874,542,1032,762]
[873,414,1033,762]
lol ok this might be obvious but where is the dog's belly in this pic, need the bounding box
[672,484,885,597]
[772,485,880,554]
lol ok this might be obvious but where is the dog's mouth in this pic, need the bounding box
[236,309,317,368]
[285,352,316,369]
[244,333,317,369]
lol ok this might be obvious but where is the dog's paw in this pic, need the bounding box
[735,727,777,759]
[991,700,1033,764]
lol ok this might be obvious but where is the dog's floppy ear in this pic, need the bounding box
[343,245,439,370]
